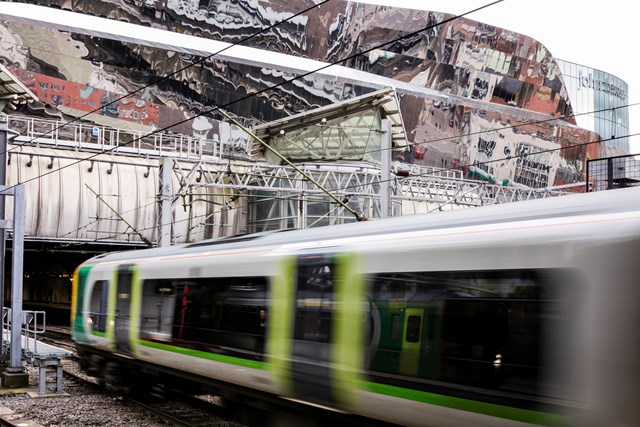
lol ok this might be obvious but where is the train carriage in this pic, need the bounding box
[72,187,640,426]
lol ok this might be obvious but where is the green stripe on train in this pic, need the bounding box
[139,340,567,426]
[140,340,265,370]
[363,381,570,426]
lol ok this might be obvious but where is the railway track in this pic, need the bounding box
[62,366,238,427]
[0,326,244,427]
[27,327,391,427]
[128,393,238,427]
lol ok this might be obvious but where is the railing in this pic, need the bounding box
[2,307,46,357]
[586,153,640,192]
[3,113,246,160]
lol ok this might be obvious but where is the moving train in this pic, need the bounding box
[71,187,640,426]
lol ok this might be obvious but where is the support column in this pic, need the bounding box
[1,184,27,387]
[380,119,392,218]
[0,122,7,357]
[158,156,173,247]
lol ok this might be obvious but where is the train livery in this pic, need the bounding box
[71,187,640,426]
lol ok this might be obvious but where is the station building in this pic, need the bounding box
[556,59,629,153]
[0,0,629,300]
[0,1,629,177]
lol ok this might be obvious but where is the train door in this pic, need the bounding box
[114,264,134,354]
[270,253,366,409]
[96,282,109,332]
[421,304,442,378]
[399,308,423,376]
[290,254,336,404]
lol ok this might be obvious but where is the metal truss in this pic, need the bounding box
[394,176,567,209]
[173,161,382,197]
[173,160,565,218]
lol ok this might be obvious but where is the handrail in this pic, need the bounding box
[2,307,47,357]
[3,113,246,160]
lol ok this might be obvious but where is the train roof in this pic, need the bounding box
[82,187,640,264]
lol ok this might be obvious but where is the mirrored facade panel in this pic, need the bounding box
[0,1,629,196]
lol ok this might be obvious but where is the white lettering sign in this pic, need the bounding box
[577,69,626,101]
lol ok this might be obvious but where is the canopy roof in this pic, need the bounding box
[252,88,407,164]
[0,64,37,113]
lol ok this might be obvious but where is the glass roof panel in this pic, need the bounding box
[254,88,407,165]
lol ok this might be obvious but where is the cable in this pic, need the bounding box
[360,102,640,159]
[32,123,640,243]
[1,0,333,156]
[0,0,505,207]
[11,0,621,233]
[56,199,157,239]
[45,124,640,246]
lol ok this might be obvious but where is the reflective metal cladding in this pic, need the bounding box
[0,1,630,191]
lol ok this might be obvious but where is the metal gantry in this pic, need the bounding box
[2,112,567,244]
[171,159,567,232]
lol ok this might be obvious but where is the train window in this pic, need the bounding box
[139,279,176,339]
[294,257,335,344]
[115,265,135,353]
[367,269,578,406]
[405,315,421,343]
[88,280,108,334]
[390,314,401,340]
[139,276,269,361]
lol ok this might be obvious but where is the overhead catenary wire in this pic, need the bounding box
[3,0,636,241]
[20,101,640,244]
[0,0,505,223]
[0,0,333,156]
[40,124,640,246]
[55,125,640,246]
[55,200,157,240]
[85,184,154,247]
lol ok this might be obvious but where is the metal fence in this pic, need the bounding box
[586,154,640,192]
[3,113,251,160]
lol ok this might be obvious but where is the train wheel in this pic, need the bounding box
[103,361,141,396]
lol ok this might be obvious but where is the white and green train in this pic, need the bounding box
[72,186,640,426]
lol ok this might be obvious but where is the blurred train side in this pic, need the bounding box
[71,187,640,426]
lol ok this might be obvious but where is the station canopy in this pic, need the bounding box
[0,64,37,113]
[251,88,407,165]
